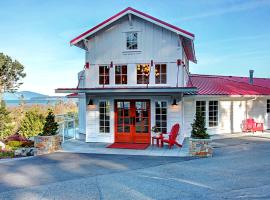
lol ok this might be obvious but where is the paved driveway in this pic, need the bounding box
[1,136,270,200]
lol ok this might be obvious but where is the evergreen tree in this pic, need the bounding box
[191,112,210,139]
[41,110,59,136]
[0,101,14,140]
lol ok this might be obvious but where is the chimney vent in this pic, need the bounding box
[249,70,254,85]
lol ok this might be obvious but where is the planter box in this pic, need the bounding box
[189,138,213,157]
[34,135,62,155]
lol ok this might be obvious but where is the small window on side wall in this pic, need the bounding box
[209,101,219,127]
[267,99,270,113]
[126,32,138,50]
[99,66,109,85]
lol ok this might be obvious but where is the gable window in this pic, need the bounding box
[126,32,138,50]
[137,64,150,84]
[155,101,167,133]
[99,66,109,85]
[267,99,270,113]
[209,101,219,127]
[155,64,167,84]
[99,101,110,133]
[115,65,127,84]
[196,101,206,123]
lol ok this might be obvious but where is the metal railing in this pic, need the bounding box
[56,114,77,143]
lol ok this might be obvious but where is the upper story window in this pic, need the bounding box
[209,101,219,127]
[137,64,150,84]
[126,32,138,50]
[267,99,270,113]
[155,64,167,84]
[115,65,127,84]
[99,66,109,85]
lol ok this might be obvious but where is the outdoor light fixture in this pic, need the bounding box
[88,99,94,106]
[172,99,178,106]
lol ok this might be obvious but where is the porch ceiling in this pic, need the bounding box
[55,87,197,96]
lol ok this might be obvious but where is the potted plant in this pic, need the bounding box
[151,126,161,137]
[189,112,213,157]
[34,110,61,155]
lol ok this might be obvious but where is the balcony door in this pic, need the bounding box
[114,100,150,144]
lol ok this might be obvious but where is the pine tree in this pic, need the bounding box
[191,112,210,139]
[41,110,59,136]
[0,101,14,140]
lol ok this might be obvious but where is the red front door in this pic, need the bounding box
[115,100,150,144]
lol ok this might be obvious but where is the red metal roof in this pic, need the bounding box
[70,7,194,45]
[189,74,270,95]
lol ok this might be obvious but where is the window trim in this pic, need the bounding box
[99,100,110,134]
[195,100,219,128]
[155,100,168,134]
[115,65,128,85]
[137,64,150,84]
[99,66,110,85]
[155,64,167,84]
[208,100,219,128]
[126,31,138,51]
[267,99,270,113]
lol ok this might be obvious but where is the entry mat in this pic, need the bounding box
[107,143,149,150]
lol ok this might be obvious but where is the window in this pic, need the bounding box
[99,101,110,133]
[209,101,218,127]
[99,66,110,85]
[267,99,270,113]
[126,32,138,50]
[137,64,150,84]
[155,64,167,84]
[155,101,167,133]
[196,101,206,122]
[115,65,127,84]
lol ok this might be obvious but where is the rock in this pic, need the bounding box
[34,135,62,155]
[14,147,37,157]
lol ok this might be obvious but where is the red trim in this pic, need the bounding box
[70,7,194,45]
[56,86,197,90]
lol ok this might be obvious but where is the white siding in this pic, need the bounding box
[183,96,270,137]
[82,15,185,89]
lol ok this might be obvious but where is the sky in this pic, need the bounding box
[0,0,270,95]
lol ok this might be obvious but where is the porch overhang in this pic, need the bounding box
[55,87,197,96]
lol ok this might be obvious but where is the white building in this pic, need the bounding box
[56,7,270,144]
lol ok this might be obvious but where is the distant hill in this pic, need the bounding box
[3,91,49,100]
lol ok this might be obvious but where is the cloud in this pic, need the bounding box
[179,0,270,21]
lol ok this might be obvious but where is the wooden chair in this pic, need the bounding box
[242,118,264,133]
[160,123,182,148]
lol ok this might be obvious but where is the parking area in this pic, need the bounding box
[1,135,270,200]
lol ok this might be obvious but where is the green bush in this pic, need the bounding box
[0,103,14,140]
[41,110,59,136]
[19,109,45,138]
[6,140,23,150]
[0,150,14,159]
[191,112,210,139]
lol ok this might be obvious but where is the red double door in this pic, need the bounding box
[114,100,151,144]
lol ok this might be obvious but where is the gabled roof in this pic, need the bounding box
[188,74,270,95]
[70,7,196,62]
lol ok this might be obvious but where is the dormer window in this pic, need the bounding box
[126,32,138,50]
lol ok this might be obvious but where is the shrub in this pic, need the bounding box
[0,103,14,140]
[5,133,28,142]
[21,140,34,148]
[40,110,59,136]
[191,112,210,139]
[6,141,23,150]
[0,150,14,159]
[19,109,45,138]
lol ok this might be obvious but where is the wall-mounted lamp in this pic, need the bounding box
[172,99,178,106]
[88,99,94,106]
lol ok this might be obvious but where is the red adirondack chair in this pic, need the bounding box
[242,118,264,133]
[160,123,182,148]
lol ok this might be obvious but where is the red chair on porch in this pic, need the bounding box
[242,118,264,133]
[160,123,182,148]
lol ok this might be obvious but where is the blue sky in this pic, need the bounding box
[0,0,270,95]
